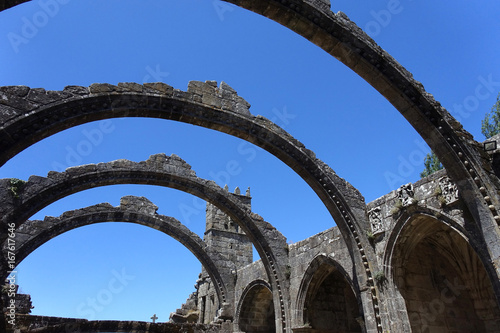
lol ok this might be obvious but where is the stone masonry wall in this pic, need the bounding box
[204,188,253,274]
[10,314,231,333]
[366,168,465,266]
[228,225,355,330]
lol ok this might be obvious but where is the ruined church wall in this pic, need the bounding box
[366,169,466,266]
[288,227,352,298]
[234,260,268,307]
[231,225,353,329]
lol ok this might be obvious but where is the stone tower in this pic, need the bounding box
[204,186,253,269]
[170,186,254,324]
[197,186,253,324]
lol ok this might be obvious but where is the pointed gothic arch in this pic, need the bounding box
[295,254,363,331]
[1,1,499,331]
[0,82,376,330]
[236,280,275,333]
[386,212,500,332]
[2,0,498,252]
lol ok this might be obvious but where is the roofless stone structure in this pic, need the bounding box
[1,0,500,332]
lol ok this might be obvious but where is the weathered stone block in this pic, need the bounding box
[63,85,89,95]
[26,88,70,104]
[117,82,144,93]
[89,83,117,93]
[143,82,174,95]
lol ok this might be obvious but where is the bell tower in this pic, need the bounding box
[204,186,253,269]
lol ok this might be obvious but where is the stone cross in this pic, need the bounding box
[151,314,158,323]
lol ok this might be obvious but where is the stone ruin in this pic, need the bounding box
[1,0,500,332]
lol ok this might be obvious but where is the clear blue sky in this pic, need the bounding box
[0,0,499,323]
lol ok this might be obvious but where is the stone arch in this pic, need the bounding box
[0,82,377,330]
[2,0,499,260]
[216,0,500,253]
[383,205,500,305]
[0,81,367,247]
[384,205,497,281]
[2,1,498,329]
[294,254,363,332]
[236,280,275,333]
[0,153,291,330]
[386,211,500,332]
[3,195,236,318]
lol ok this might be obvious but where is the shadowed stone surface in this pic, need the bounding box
[10,314,231,333]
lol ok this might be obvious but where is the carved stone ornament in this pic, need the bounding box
[438,177,459,204]
[397,183,416,207]
[368,207,384,234]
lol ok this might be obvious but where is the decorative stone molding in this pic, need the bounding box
[368,207,384,235]
[437,176,459,205]
[396,183,416,207]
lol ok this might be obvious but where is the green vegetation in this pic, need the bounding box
[420,151,443,178]
[390,199,403,215]
[9,178,26,198]
[434,186,447,206]
[481,92,500,139]
[373,271,387,285]
[420,91,500,177]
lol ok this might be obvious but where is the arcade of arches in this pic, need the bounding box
[1,0,500,332]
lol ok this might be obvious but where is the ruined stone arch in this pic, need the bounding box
[294,254,363,332]
[0,153,287,257]
[235,279,275,333]
[2,0,499,257]
[0,153,291,328]
[216,1,500,255]
[383,206,500,301]
[0,82,367,249]
[2,1,499,331]
[0,81,378,330]
[2,195,236,316]
[385,211,500,332]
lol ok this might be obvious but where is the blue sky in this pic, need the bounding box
[0,0,499,323]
